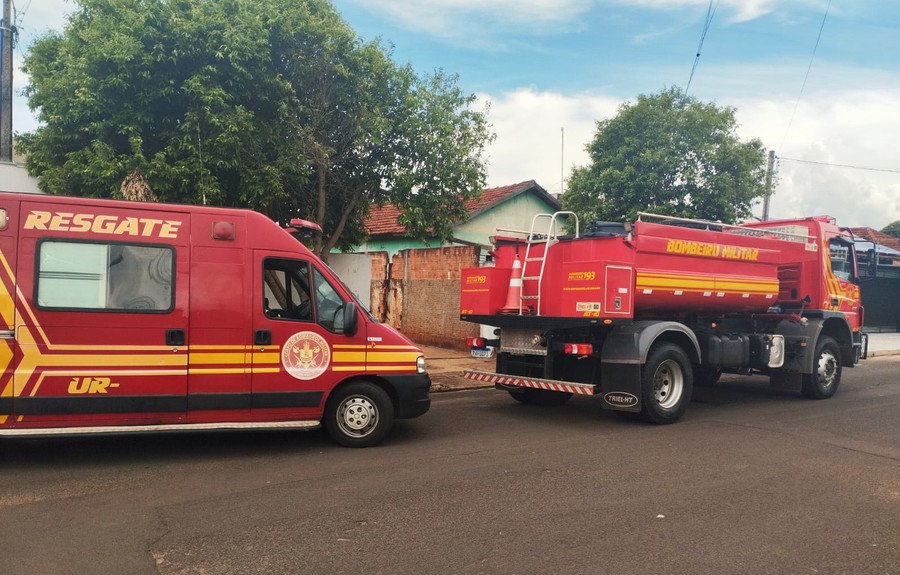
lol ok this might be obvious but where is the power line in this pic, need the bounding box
[685,0,719,95]
[779,0,831,150]
[779,156,900,175]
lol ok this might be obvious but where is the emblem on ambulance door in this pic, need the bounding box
[282,331,331,380]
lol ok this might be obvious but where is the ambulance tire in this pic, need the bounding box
[324,381,395,448]
[508,388,572,406]
[640,343,693,425]
[801,336,841,399]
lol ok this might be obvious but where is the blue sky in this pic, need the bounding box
[9,0,900,228]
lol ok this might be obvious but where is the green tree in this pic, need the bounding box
[881,221,900,238]
[19,0,492,258]
[562,87,767,225]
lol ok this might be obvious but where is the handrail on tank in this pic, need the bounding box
[636,211,815,243]
[496,211,580,241]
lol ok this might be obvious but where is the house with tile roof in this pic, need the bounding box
[354,180,560,257]
[850,227,900,256]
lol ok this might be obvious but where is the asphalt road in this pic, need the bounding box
[2,357,898,575]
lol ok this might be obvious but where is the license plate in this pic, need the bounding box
[470,347,494,358]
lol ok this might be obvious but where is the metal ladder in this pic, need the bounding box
[520,211,579,315]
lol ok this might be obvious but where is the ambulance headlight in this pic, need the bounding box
[417,355,426,374]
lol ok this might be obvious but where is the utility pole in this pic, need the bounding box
[762,149,775,221]
[560,127,564,198]
[1,0,13,162]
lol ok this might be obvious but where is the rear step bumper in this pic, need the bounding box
[463,370,597,396]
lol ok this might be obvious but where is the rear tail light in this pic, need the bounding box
[467,337,487,348]
[563,343,593,355]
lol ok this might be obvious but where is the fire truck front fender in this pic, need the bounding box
[775,316,853,374]
[601,321,702,366]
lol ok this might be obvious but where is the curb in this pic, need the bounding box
[428,371,491,393]
[868,350,900,358]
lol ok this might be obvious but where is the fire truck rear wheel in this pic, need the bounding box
[508,388,572,406]
[801,336,841,399]
[641,343,693,425]
[325,381,395,448]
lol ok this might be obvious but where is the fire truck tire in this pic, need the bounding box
[641,343,693,424]
[801,336,841,399]
[508,388,573,406]
[324,381,395,448]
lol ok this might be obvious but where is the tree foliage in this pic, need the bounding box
[562,87,767,225]
[881,221,900,238]
[19,0,493,257]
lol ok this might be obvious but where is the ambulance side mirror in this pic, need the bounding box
[340,301,358,336]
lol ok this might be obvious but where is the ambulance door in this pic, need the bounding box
[14,203,190,427]
[251,253,366,420]
[186,212,252,422]
[0,201,19,428]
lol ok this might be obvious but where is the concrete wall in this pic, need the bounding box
[328,253,372,305]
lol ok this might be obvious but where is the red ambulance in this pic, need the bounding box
[0,192,430,447]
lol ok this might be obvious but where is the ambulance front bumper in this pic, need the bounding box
[383,374,432,418]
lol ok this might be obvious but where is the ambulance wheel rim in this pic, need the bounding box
[336,396,379,436]
[652,358,684,409]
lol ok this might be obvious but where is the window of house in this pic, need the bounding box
[36,240,174,312]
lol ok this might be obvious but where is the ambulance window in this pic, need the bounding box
[263,259,312,321]
[312,268,345,333]
[36,240,174,312]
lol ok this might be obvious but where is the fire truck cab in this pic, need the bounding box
[0,192,430,447]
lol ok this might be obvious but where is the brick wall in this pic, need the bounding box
[363,246,482,349]
[368,252,389,322]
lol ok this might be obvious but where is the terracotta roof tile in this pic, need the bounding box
[365,180,552,237]
[850,227,900,252]
[365,204,405,236]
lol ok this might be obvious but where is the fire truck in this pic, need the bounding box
[0,192,430,447]
[460,211,868,424]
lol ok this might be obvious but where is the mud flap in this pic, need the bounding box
[599,362,642,412]
[598,321,700,413]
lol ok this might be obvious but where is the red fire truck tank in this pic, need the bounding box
[460,212,868,424]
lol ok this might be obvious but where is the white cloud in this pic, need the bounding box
[621,0,783,23]
[348,0,816,42]
[733,89,900,229]
[482,85,900,229]
[350,0,594,45]
[479,88,620,196]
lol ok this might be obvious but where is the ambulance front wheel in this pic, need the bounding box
[640,343,693,425]
[325,381,395,448]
